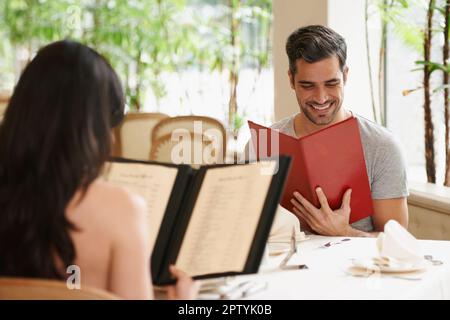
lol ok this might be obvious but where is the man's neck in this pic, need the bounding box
[294,109,352,137]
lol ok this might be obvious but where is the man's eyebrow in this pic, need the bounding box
[297,78,341,85]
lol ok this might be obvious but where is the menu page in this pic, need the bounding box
[104,162,178,250]
[175,161,276,276]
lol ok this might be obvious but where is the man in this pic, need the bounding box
[273,25,408,237]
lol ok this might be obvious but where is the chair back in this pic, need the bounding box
[112,112,169,160]
[0,94,10,122]
[0,277,119,300]
[150,116,226,167]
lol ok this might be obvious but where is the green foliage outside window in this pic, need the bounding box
[0,0,272,135]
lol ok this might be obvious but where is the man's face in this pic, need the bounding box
[289,56,348,126]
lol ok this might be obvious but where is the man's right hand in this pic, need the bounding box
[297,216,315,234]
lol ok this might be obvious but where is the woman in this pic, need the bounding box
[0,40,197,299]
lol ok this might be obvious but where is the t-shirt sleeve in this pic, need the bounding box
[370,135,409,199]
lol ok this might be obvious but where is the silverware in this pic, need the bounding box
[319,238,351,249]
[343,269,422,281]
[279,227,308,270]
[242,281,268,297]
[222,281,268,299]
[424,255,443,266]
[392,275,422,281]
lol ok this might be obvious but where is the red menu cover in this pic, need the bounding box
[248,117,374,224]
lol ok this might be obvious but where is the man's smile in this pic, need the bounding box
[308,101,334,112]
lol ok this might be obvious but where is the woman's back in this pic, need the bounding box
[0,40,197,300]
[0,40,123,283]
[66,179,152,299]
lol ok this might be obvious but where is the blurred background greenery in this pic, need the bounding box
[0,0,273,136]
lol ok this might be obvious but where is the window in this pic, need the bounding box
[0,0,274,151]
[384,1,448,185]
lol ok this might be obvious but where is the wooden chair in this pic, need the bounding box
[0,277,119,300]
[150,116,226,167]
[0,93,10,104]
[112,112,169,160]
[0,93,10,122]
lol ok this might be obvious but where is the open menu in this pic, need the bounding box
[103,157,291,285]
[248,117,374,224]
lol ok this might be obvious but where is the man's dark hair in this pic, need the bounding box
[286,25,347,74]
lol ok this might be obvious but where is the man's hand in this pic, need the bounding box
[290,187,353,236]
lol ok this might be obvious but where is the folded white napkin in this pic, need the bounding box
[376,220,423,265]
[268,205,305,243]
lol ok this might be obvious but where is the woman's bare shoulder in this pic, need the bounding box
[70,179,147,228]
[93,179,145,209]
[67,180,151,297]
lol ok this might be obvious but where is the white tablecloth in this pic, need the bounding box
[237,235,450,299]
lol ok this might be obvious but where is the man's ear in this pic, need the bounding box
[288,70,295,89]
[343,66,349,84]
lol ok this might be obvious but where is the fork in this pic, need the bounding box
[319,238,351,248]
[343,269,422,281]
[424,255,444,266]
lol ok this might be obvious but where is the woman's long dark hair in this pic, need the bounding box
[0,40,124,279]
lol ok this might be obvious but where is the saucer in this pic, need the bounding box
[350,257,430,273]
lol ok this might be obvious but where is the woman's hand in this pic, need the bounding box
[166,265,199,300]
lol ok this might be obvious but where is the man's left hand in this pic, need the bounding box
[290,187,352,236]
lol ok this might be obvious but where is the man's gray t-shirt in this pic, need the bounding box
[271,113,409,232]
